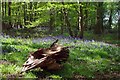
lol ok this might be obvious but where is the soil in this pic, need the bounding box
[94,71,120,80]
[0,60,11,65]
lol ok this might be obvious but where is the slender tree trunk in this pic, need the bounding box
[17,7,20,28]
[60,8,64,34]
[26,3,29,23]
[62,2,73,37]
[5,2,6,17]
[94,2,103,34]
[34,2,37,21]
[78,2,84,39]
[2,2,4,29]
[30,2,32,22]
[118,2,120,39]
[118,13,120,39]
[108,9,113,29]
[49,8,55,33]
[24,2,27,25]
[19,3,22,28]
[2,2,4,17]
[8,2,12,28]
[101,4,104,32]
[84,3,88,31]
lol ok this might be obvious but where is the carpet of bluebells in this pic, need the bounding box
[0,34,120,79]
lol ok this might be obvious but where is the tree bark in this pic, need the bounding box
[117,1,120,40]
[118,2,120,39]
[49,7,55,33]
[5,2,7,17]
[2,2,4,17]
[118,14,120,39]
[22,39,69,72]
[108,9,113,29]
[94,2,103,34]
[84,3,88,31]
[78,2,84,39]
[30,2,32,22]
[33,2,37,21]
[62,2,73,37]
[24,2,27,25]
[8,2,12,28]
[60,8,64,34]
[18,3,22,28]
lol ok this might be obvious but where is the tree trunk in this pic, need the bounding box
[5,2,7,17]
[26,3,29,23]
[94,2,103,34]
[118,14,120,39]
[18,3,21,28]
[2,2,4,29]
[78,2,84,39]
[30,2,32,22]
[49,7,55,33]
[2,2,4,17]
[62,2,73,37]
[118,2,120,39]
[33,2,37,21]
[117,1,120,40]
[8,2,12,28]
[108,9,113,29]
[60,8,64,34]
[24,2,27,25]
[84,3,88,31]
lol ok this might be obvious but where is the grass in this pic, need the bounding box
[0,36,120,79]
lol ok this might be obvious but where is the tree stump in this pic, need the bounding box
[22,39,69,72]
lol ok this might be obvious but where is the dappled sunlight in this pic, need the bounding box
[0,37,119,79]
[1,1,119,79]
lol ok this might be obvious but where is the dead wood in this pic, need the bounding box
[22,39,69,72]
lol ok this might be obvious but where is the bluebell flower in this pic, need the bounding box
[91,40,95,42]
[100,45,103,48]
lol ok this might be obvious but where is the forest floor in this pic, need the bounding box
[1,28,120,79]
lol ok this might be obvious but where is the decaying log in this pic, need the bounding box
[22,39,69,72]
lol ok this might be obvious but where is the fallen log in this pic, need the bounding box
[22,39,69,72]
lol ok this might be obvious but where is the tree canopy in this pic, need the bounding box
[1,2,119,38]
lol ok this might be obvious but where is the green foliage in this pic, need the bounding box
[0,37,119,79]
[2,2,119,37]
[0,64,22,78]
[24,72,37,78]
[1,1,119,79]
[49,75,62,79]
